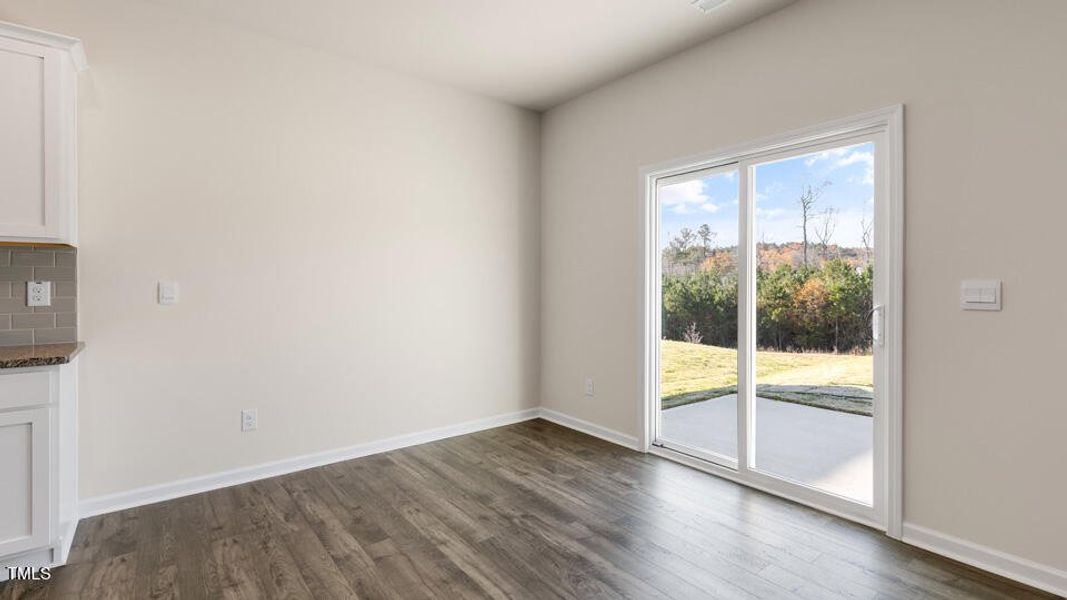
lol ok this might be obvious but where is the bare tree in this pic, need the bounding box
[797,181,831,268]
[682,322,703,345]
[813,208,837,261]
[860,217,873,264]
[670,227,695,253]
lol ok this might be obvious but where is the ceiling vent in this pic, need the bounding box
[691,0,730,13]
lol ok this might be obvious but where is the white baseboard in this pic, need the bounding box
[79,407,540,518]
[902,522,1067,597]
[536,408,640,450]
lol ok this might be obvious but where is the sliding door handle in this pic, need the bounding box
[872,305,885,348]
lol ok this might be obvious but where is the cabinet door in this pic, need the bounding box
[0,407,51,557]
[0,36,65,241]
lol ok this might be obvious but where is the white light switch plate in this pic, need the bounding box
[158,281,179,305]
[27,281,51,307]
[960,279,1001,311]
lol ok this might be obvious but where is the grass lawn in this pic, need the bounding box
[661,340,873,413]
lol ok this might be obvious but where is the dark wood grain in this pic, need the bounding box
[1,419,1058,599]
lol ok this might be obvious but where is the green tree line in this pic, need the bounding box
[663,258,873,353]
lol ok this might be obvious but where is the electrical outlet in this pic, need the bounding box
[241,409,257,432]
[584,377,595,397]
[27,281,51,307]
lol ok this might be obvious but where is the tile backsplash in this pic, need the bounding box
[0,245,77,346]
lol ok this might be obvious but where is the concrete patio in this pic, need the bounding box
[661,394,873,504]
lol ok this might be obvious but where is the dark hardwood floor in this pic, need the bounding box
[1,419,1057,599]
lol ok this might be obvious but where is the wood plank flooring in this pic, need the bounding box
[1,419,1058,599]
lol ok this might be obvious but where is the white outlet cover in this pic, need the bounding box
[241,408,257,432]
[27,281,51,307]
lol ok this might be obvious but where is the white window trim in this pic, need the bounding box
[638,105,904,538]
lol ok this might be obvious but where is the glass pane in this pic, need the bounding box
[658,168,740,463]
[752,142,875,504]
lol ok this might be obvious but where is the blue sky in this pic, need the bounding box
[660,141,874,249]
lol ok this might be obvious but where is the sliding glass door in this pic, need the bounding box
[648,113,900,529]
[749,140,877,507]
[656,165,740,467]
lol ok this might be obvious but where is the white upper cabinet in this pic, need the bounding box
[0,22,86,245]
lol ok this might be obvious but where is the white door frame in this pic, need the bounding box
[638,105,904,537]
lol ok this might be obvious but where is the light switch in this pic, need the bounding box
[960,279,1000,311]
[158,281,179,305]
[27,281,51,307]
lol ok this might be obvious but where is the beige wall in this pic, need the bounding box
[542,0,1067,572]
[0,0,541,498]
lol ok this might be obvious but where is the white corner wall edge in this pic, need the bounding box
[79,408,541,518]
[902,522,1067,598]
[537,408,641,450]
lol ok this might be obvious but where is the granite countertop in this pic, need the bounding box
[0,342,84,369]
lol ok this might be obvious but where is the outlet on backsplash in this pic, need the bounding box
[0,245,78,346]
[27,281,51,307]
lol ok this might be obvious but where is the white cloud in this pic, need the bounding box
[836,150,873,168]
[660,180,719,215]
[836,150,874,185]
[804,147,849,167]
[805,147,875,186]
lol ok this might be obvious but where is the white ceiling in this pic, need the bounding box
[144,0,795,111]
